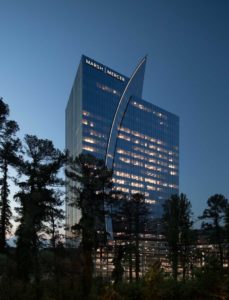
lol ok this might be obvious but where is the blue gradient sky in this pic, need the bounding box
[0,0,228,221]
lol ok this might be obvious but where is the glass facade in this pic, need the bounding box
[66,55,179,235]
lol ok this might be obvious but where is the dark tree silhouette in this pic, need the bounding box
[15,135,65,280]
[0,120,22,251]
[44,190,65,249]
[199,194,228,267]
[113,192,149,281]
[163,193,193,281]
[131,193,149,280]
[112,244,124,284]
[0,98,9,130]
[178,194,196,280]
[0,98,22,252]
[65,153,113,298]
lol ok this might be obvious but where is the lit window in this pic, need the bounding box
[82,111,90,116]
[134,139,140,144]
[147,185,156,191]
[119,157,131,164]
[83,146,95,152]
[168,164,176,169]
[131,101,151,112]
[118,134,131,141]
[117,149,125,154]
[149,144,156,149]
[131,189,141,194]
[83,138,96,144]
[113,178,125,185]
[145,199,156,204]
[145,164,156,171]
[148,158,156,164]
[90,130,105,138]
[131,182,144,188]
[96,82,120,96]
[169,184,178,189]
[131,175,144,181]
[133,160,141,166]
[114,171,131,178]
[145,178,157,184]
[170,171,177,176]
[119,126,131,134]
[114,187,129,193]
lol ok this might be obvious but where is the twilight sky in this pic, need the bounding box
[0,0,228,221]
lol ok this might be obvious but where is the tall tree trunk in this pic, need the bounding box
[0,160,8,251]
[217,230,224,267]
[81,225,94,299]
[82,248,93,299]
[135,203,140,281]
[129,249,133,282]
[128,220,133,282]
[172,246,178,281]
[51,213,56,249]
[216,219,224,267]
[135,244,140,281]
[181,243,189,281]
[182,251,186,282]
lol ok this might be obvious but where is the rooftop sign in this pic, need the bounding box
[85,58,126,82]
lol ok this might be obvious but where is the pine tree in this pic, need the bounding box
[0,98,9,130]
[163,193,194,281]
[112,245,124,284]
[0,120,22,251]
[15,135,65,280]
[0,98,22,251]
[114,192,149,281]
[199,194,228,267]
[65,153,113,297]
[44,189,65,249]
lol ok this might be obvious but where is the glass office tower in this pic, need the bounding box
[66,55,179,236]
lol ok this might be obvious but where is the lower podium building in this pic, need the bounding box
[65,55,179,276]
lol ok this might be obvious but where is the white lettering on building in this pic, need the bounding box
[85,59,104,71]
[106,69,125,82]
[85,58,125,82]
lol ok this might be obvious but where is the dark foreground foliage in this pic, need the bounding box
[0,250,229,300]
